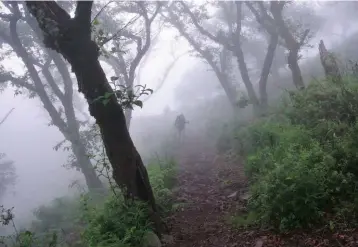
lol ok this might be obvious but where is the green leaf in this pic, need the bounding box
[92,19,100,26]
[133,100,143,108]
[102,98,110,106]
[104,92,113,98]
[329,220,335,231]
[147,88,154,94]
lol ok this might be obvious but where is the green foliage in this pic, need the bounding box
[147,158,177,212]
[1,158,177,247]
[83,158,177,247]
[228,211,258,229]
[82,196,151,247]
[230,77,358,231]
[94,83,153,109]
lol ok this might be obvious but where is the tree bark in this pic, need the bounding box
[258,33,279,110]
[21,12,104,190]
[26,1,164,235]
[124,108,132,129]
[270,1,306,89]
[318,39,341,82]
[287,48,305,89]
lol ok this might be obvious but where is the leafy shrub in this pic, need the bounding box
[1,158,177,247]
[83,196,151,247]
[231,77,358,231]
[147,158,177,212]
[83,158,177,247]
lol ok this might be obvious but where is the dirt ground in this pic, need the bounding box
[163,135,358,247]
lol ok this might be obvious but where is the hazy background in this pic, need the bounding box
[1,0,358,231]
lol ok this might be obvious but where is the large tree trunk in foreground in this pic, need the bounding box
[26,1,165,235]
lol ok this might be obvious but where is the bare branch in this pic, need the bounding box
[142,51,188,102]
[149,1,163,23]
[100,14,141,47]
[234,2,242,39]
[127,4,152,86]
[299,29,310,47]
[0,108,15,127]
[41,62,66,102]
[0,73,36,92]
[91,1,113,25]
[179,1,233,50]
[135,27,162,85]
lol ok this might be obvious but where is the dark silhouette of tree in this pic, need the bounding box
[246,1,312,89]
[163,1,279,113]
[162,3,239,109]
[0,3,103,191]
[26,0,165,235]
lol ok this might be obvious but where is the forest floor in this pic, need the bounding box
[162,134,358,247]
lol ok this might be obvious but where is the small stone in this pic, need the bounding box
[255,238,264,247]
[227,191,238,198]
[240,192,250,201]
[142,231,161,247]
[161,234,174,245]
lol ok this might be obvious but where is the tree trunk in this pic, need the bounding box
[26,1,164,234]
[318,40,341,82]
[125,108,132,129]
[287,48,305,89]
[233,48,260,110]
[71,44,152,203]
[23,12,104,190]
[70,41,163,233]
[258,33,279,112]
[70,138,104,190]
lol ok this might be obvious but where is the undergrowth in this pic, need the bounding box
[223,76,358,231]
[0,157,177,247]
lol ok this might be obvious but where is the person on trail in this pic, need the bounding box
[174,113,189,142]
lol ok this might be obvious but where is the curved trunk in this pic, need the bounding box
[26,1,164,233]
[24,13,103,191]
[101,56,133,128]
[288,48,305,89]
[258,33,279,113]
[234,48,260,109]
[69,41,163,233]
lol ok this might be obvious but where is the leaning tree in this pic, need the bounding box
[26,1,165,235]
[0,2,103,190]
[164,1,280,113]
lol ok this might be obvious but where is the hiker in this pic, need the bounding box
[174,113,189,141]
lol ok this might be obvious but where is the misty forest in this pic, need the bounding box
[2,1,358,246]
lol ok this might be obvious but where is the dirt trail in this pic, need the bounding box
[163,135,358,247]
[163,135,257,247]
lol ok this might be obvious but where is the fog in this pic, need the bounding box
[0,0,358,237]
